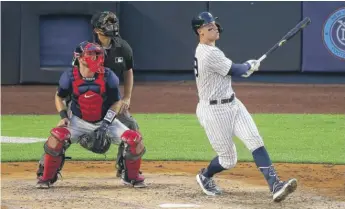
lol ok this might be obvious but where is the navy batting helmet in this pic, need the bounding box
[191,12,223,35]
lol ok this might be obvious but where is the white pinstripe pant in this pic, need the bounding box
[196,97,264,169]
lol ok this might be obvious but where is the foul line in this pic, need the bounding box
[1,136,46,143]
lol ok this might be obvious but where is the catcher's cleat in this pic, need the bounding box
[36,158,68,185]
[272,178,298,202]
[121,173,147,188]
[36,178,51,189]
[35,172,62,189]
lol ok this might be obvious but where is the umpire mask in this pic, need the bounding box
[91,11,119,37]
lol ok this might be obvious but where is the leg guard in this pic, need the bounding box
[36,153,71,184]
[115,112,139,176]
[118,130,146,186]
[38,127,71,184]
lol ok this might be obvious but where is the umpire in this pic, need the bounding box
[90,11,139,131]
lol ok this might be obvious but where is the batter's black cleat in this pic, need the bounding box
[272,178,298,202]
[196,168,222,196]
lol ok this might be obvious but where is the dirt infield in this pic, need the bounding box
[2,82,345,209]
[2,82,345,114]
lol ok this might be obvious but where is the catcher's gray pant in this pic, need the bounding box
[67,115,129,144]
[65,98,139,131]
[38,115,129,165]
[116,110,139,131]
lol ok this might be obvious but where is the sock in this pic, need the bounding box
[252,146,279,191]
[202,156,225,178]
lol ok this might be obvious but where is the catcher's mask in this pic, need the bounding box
[73,41,105,73]
[91,11,119,37]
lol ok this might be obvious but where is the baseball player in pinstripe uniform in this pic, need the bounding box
[191,12,297,202]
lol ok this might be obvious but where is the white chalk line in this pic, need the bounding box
[1,136,46,143]
[159,203,201,208]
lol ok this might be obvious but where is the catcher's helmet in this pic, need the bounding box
[91,11,119,37]
[191,12,223,35]
[72,41,105,73]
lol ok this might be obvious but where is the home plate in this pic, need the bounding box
[159,203,201,208]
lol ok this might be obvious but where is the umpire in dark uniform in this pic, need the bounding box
[90,11,139,131]
[89,11,141,178]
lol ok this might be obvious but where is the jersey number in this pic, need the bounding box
[194,57,199,77]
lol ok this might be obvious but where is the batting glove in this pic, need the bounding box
[242,60,261,78]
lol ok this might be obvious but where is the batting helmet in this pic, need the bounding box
[91,11,119,37]
[72,41,105,73]
[191,12,223,35]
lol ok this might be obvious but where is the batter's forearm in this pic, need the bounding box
[123,69,134,99]
[228,63,250,76]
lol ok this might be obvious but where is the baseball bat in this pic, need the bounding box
[258,17,311,62]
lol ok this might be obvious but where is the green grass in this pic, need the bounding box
[1,114,344,164]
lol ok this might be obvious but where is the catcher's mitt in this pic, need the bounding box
[78,129,111,154]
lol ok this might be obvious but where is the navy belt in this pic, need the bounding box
[209,94,235,105]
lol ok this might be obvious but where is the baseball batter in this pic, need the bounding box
[191,12,297,202]
[35,41,146,189]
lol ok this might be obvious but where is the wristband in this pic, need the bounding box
[244,62,251,69]
[59,110,68,119]
[104,109,117,124]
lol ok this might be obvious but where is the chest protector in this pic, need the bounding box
[72,67,106,122]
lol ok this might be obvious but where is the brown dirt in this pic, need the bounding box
[1,82,345,209]
[2,82,345,114]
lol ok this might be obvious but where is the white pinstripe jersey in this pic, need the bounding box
[194,44,264,171]
[194,44,234,101]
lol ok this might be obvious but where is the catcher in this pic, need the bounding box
[35,41,146,189]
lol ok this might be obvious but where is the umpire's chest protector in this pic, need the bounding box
[71,67,107,122]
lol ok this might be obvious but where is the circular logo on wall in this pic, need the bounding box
[323,7,345,60]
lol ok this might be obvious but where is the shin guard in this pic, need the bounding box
[40,127,71,182]
[120,130,146,183]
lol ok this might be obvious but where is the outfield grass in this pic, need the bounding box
[1,114,344,164]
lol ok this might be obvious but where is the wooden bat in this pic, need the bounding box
[258,17,312,62]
